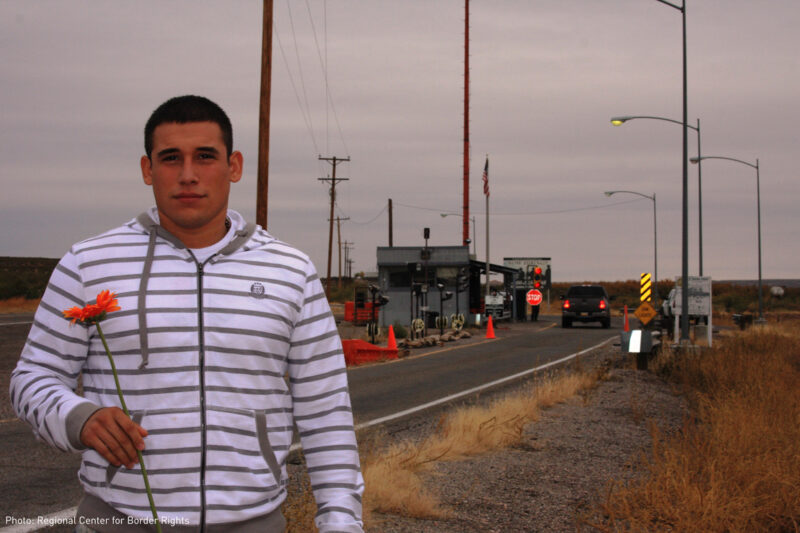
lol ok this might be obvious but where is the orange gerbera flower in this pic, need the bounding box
[62,290,120,325]
[95,290,121,314]
[59,289,161,529]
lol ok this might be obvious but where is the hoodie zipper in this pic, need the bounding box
[194,255,209,532]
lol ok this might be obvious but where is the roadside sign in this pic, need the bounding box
[634,301,657,325]
[526,289,543,306]
[640,272,652,302]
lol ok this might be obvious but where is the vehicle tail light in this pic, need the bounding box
[599,300,607,310]
[563,299,570,309]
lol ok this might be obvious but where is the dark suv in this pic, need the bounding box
[561,285,611,328]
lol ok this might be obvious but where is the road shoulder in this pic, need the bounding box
[368,344,687,532]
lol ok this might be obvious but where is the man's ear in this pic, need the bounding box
[141,156,153,185]
[228,151,243,184]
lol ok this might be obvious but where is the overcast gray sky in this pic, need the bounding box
[1,1,797,283]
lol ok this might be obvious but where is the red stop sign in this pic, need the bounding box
[526,289,543,306]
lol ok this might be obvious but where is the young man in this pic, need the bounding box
[10,95,364,532]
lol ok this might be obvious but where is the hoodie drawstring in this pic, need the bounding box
[138,228,158,369]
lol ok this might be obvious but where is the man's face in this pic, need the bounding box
[141,121,242,243]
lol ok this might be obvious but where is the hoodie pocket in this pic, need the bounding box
[254,410,281,484]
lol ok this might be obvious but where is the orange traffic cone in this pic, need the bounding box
[486,315,496,339]
[624,305,630,332]
[387,325,397,350]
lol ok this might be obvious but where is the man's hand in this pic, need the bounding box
[80,407,148,469]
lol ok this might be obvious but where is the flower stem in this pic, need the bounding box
[96,324,162,533]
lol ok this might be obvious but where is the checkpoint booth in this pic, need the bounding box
[503,257,552,321]
[376,245,523,330]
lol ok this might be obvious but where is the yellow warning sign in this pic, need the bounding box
[640,272,652,302]
[635,301,657,325]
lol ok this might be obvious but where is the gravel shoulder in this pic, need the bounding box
[364,343,687,532]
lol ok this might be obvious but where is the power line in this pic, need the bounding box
[285,0,316,146]
[303,0,349,156]
[498,197,647,215]
[325,86,350,156]
[303,0,328,154]
[337,203,388,225]
[274,23,319,155]
[395,197,646,216]
[393,201,455,213]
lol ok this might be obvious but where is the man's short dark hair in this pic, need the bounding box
[144,95,233,158]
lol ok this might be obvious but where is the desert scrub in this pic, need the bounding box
[593,322,800,532]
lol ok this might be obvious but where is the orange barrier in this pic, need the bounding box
[624,305,630,332]
[341,339,398,366]
[343,301,376,324]
[486,315,496,339]
[387,325,397,350]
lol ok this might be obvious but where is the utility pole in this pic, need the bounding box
[256,0,274,229]
[330,216,349,289]
[318,156,350,295]
[343,241,354,279]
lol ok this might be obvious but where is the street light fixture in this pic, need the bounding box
[610,115,704,277]
[441,212,476,256]
[604,191,659,307]
[691,155,764,323]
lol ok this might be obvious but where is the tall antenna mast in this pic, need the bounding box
[462,0,470,247]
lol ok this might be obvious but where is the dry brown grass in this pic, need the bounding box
[0,297,40,314]
[360,363,606,522]
[591,321,800,532]
[281,363,607,531]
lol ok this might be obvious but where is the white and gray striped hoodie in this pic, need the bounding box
[10,209,364,532]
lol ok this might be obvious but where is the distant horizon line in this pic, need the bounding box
[0,254,795,287]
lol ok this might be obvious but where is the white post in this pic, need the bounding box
[707,279,713,347]
[485,185,490,304]
[674,314,680,344]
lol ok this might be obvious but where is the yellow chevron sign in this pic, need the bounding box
[640,272,652,302]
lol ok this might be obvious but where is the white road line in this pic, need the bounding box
[1,336,614,532]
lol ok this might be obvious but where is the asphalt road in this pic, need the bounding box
[1,315,85,529]
[347,317,620,425]
[0,313,619,529]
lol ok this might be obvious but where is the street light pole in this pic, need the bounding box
[691,155,764,322]
[605,191,658,308]
[679,0,689,345]
[615,0,689,344]
[611,115,703,276]
[695,118,703,276]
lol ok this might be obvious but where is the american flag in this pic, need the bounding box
[482,156,489,196]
